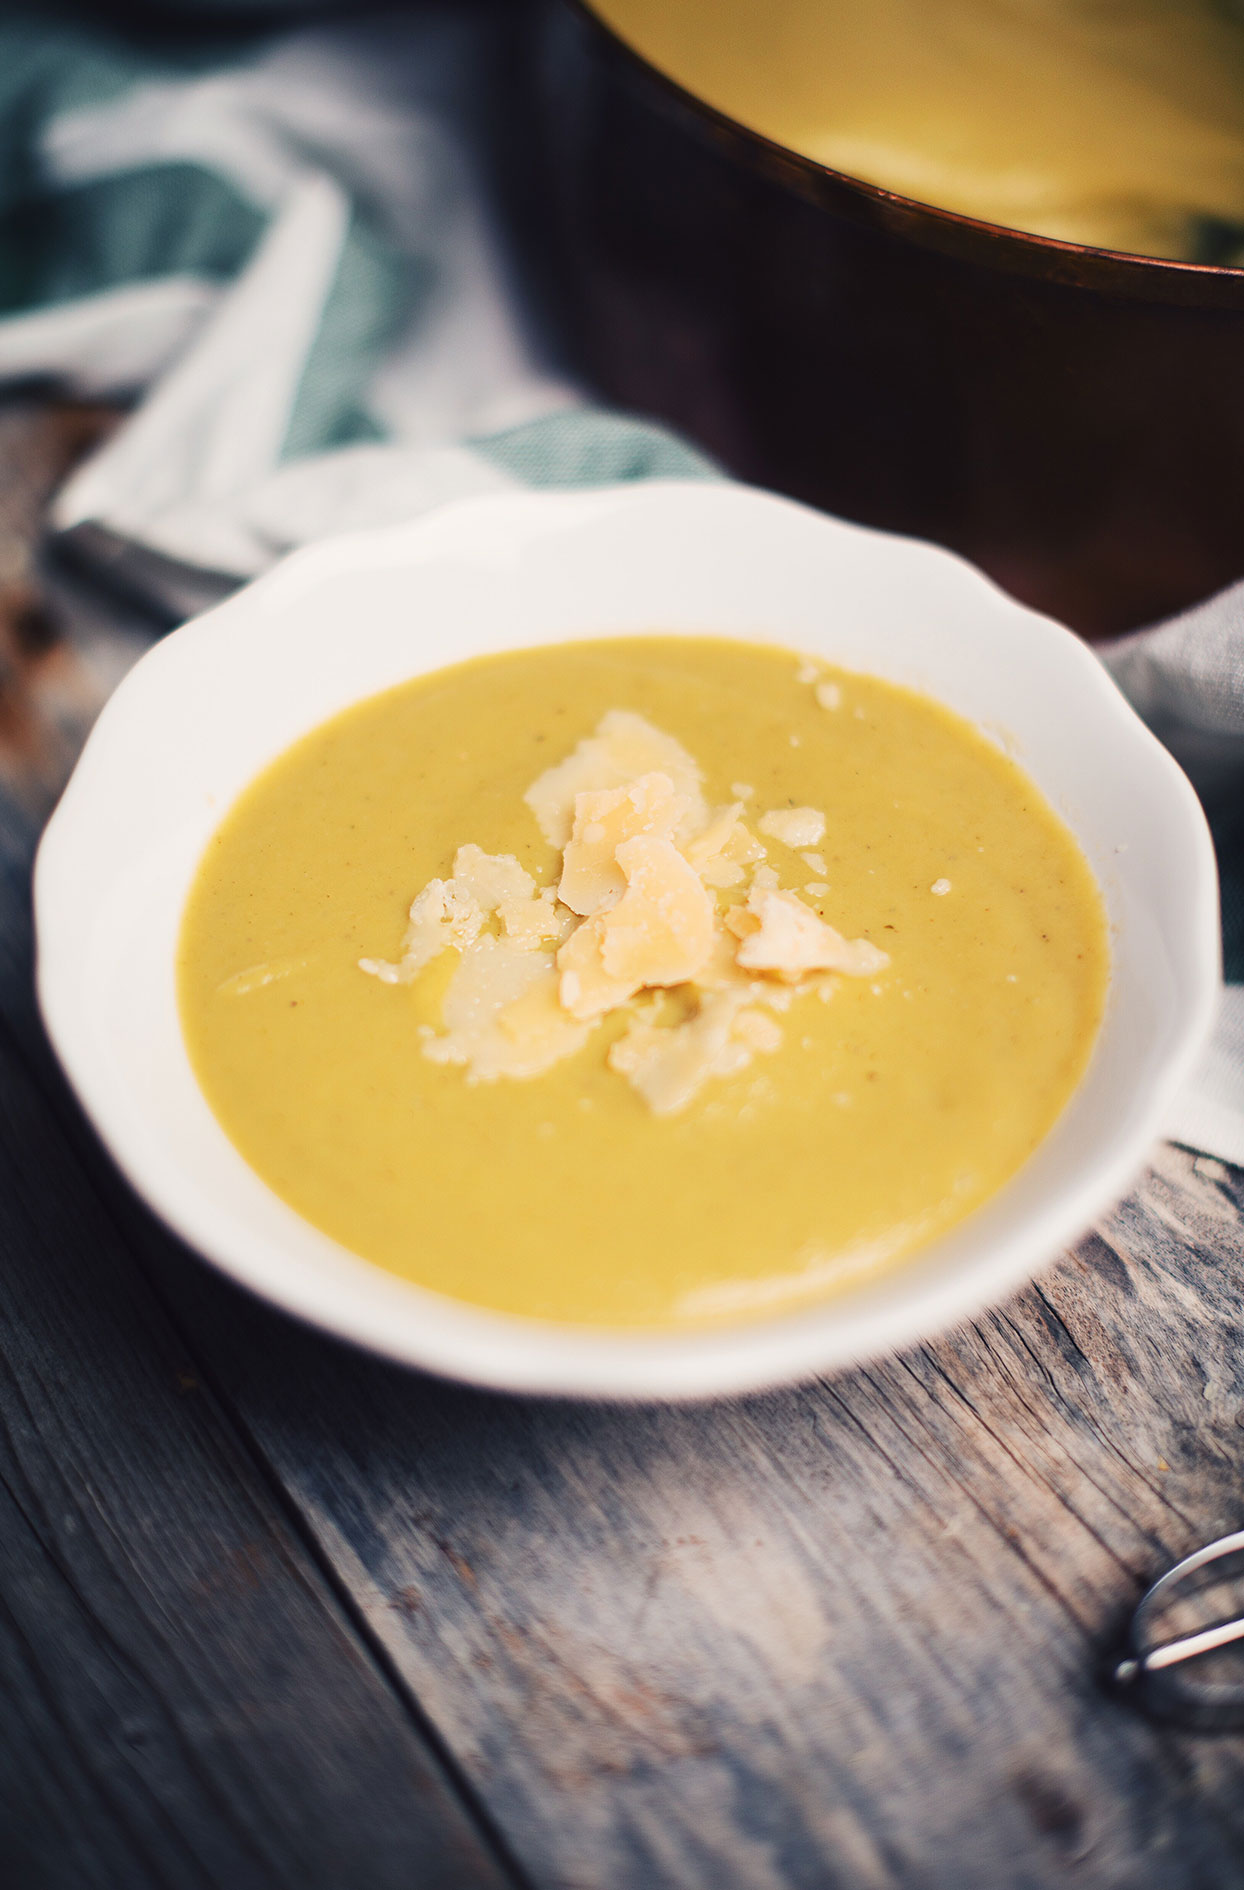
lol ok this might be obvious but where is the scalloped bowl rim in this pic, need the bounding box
[34,482,1220,1398]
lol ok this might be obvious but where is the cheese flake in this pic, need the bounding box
[556,912,641,1021]
[558,772,691,915]
[359,877,482,984]
[735,887,890,981]
[683,802,765,889]
[696,916,760,989]
[451,844,534,911]
[424,936,590,1081]
[682,801,743,871]
[602,835,716,985]
[499,885,573,950]
[759,807,826,849]
[609,988,782,1116]
[524,710,706,849]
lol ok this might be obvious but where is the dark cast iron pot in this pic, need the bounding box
[533,0,1244,637]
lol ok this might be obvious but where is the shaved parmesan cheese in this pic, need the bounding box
[558,772,691,915]
[758,807,826,849]
[496,976,588,1055]
[556,912,642,1021]
[696,917,759,989]
[725,822,766,865]
[724,902,762,943]
[609,988,783,1115]
[524,709,706,849]
[359,878,482,984]
[682,801,743,870]
[451,845,534,911]
[363,704,896,1114]
[455,847,573,950]
[697,856,746,891]
[600,836,717,987]
[560,833,717,1019]
[683,802,765,888]
[424,936,590,1081]
[735,887,890,980]
[815,681,841,711]
[499,885,572,950]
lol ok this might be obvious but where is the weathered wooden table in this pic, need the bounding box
[2,400,1243,1890]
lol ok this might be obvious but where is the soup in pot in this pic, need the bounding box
[589,0,1244,261]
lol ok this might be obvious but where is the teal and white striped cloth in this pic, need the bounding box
[0,8,712,611]
[3,5,1241,1161]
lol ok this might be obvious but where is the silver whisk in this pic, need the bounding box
[1114,1530,1244,1729]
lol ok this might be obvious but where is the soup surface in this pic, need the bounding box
[178,637,1108,1327]
[590,0,1244,260]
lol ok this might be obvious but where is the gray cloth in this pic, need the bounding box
[1106,591,1244,1160]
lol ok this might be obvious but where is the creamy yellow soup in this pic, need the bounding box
[178,638,1107,1328]
[591,0,1244,260]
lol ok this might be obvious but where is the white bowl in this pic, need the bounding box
[34,483,1219,1399]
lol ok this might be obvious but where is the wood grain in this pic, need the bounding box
[136,1149,1238,1890]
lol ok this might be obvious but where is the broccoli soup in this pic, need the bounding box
[177,637,1108,1328]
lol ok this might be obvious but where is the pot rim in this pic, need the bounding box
[566,0,1244,310]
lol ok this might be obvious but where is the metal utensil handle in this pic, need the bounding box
[1114,1530,1244,1728]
